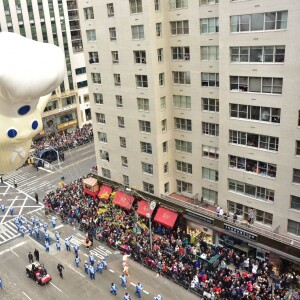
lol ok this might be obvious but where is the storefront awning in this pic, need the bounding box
[98,185,112,200]
[82,177,98,187]
[154,207,178,228]
[113,191,134,210]
[136,200,154,217]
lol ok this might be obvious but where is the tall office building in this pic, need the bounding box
[0,0,90,135]
[78,0,300,262]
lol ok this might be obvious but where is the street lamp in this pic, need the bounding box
[126,188,155,251]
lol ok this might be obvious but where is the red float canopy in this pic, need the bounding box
[98,185,112,200]
[136,200,154,217]
[113,191,134,210]
[154,207,178,228]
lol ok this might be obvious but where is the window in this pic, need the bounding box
[202,98,219,112]
[170,20,189,35]
[116,95,123,108]
[140,141,152,154]
[84,7,94,20]
[176,161,192,174]
[137,98,149,111]
[75,67,86,75]
[177,180,192,194]
[200,18,219,33]
[202,188,218,204]
[229,130,279,151]
[175,118,192,131]
[134,50,146,64]
[202,145,219,159]
[164,182,169,193]
[228,201,249,220]
[201,46,219,60]
[154,0,160,11]
[139,120,151,133]
[94,93,103,105]
[164,162,169,173]
[230,104,281,123]
[114,74,121,86]
[201,73,219,87]
[159,73,164,86]
[173,71,190,85]
[119,137,127,148]
[107,3,114,17]
[91,72,101,84]
[293,169,300,184]
[130,0,142,14]
[109,27,116,40]
[77,81,88,89]
[161,119,167,132]
[111,51,119,63]
[162,141,168,153]
[123,175,129,186]
[291,196,300,210]
[288,220,300,236]
[172,47,190,60]
[229,155,277,178]
[100,150,109,161]
[86,29,96,42]
[175,139,192,153]
[157,48,163,62]
[136,75,148,88]
[298,111,300,126]
[256,210,273,226]
[89,51,99,63]
[202,167,218,181]
[202,122,219,136]
[296,141,300,156]
[96,113,105,124]
[156,23,162,37]
[118,116,125,128]
[169,0,188,9]
[142,162,153,174]
[160,96,166,110]
[173,95,191,109]
[143,182,154,194]
[121,156,128,167]
[228,179,274,202]
[200,0,219,5]
[98,132,107,143]
[131,25,144,39]
[230,46,285,63]
[230,11,288,33]
[102,168,111,179]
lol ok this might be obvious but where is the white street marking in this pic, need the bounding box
[22,292,32,300]
[55,224,64,230]
[143,290,149,294]
[109,269,114,273]
[68,264,85,277]
[50,282,63,292]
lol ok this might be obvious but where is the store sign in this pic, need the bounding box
[186,210,214,225]
[224,224,257,241]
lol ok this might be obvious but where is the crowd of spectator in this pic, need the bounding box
[31,123,93,152]
[43,177,299,300]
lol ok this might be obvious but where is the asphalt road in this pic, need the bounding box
[0,218,199,300]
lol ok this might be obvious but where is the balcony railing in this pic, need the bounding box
[161,194,300,250]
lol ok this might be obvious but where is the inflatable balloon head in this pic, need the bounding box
[0,32,65,174]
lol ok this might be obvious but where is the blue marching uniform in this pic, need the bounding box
[52,217,56,228]
[154,295,162,300]
[121,275,127,288]
[0,277,2,289]
[89,265,95,280]
[110,283,118,295]
[84,262,89,274]
[56,241,61,251]
[65,239,71,251]
[75,256,81,267]
[45,241,50,252]
[135,283,143,298]
[97,261,103,274]
[103,259,108,270]
[74,244,79,255]
[89,254,95,266]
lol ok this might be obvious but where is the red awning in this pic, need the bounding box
[98,185,112,200]
[113,191,134,210]
[136,200,154,217]
[154,207,178,228]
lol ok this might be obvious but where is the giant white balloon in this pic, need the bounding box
[0,33,65,174]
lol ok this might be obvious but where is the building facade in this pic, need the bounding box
[77,0,300,246]
[0,0,90,136]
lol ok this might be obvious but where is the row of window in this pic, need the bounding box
[89,46,285,64]
[91,71,284,95]
[85,11,287,41]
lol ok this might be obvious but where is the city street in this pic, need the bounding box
[0,216,199,300]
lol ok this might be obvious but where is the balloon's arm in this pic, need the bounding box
[37,93,51,114]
